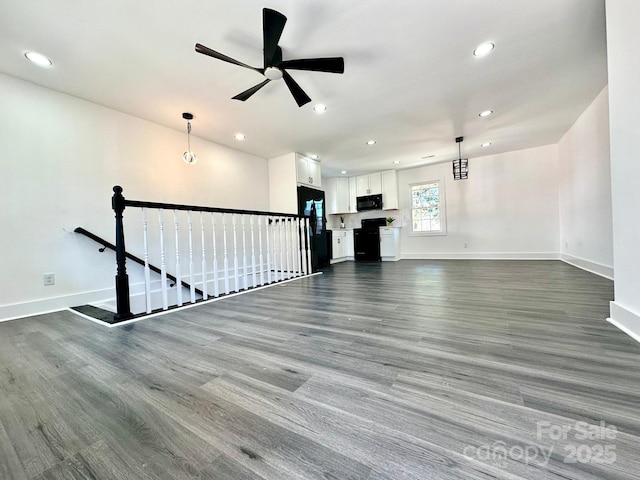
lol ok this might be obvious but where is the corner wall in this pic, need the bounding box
[557,87,613,278]
[0,73,269,321]
[605,0,640,340]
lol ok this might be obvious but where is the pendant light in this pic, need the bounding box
[182,112,197,165]
[453,136,468,180]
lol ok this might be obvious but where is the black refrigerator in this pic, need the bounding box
[297,185,330,271]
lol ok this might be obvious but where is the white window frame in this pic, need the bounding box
[409,179,447,236]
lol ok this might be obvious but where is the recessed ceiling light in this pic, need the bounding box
[234,133,246,141]
[481,142,492,147]
[313,104,327,113]
[366,140,376,146]
[310,154,319,160]
[479,110,494,117]
[25,51,52,67]
[340,170,347,174]
[473,42,495,57]
[392,160,400,164]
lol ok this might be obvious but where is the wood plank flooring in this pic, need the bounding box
[1,260,639,479]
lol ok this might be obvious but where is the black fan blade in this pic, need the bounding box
[282,71,311,107]
[281,57,344,74]
[232,79,271,101]
[263,8,287,67]
[195,43,261,73]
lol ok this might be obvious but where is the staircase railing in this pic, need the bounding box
[104,185,312,322]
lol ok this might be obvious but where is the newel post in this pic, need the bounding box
[112,186,133,320]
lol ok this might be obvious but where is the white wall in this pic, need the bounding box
[0,73,269,320]
[268,152,298,214]
[605,0,640,340]
[557,86,613,278]
[397,145,560,259]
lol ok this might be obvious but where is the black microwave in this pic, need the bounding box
[356,194,383,211]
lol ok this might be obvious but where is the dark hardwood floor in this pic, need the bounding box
[1,260,639,479]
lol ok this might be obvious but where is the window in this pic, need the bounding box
[410,180,446,235]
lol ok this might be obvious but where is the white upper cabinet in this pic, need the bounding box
[381,170,398,210]
[348,176,358,213]
[356,172,382,196]
[326,169,398,214]
[325,177,350,215]
[296,153,322,188]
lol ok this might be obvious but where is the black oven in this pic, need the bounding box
[356,194,383,211]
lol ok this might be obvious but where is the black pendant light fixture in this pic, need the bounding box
[182,112,197,165]
[453,136,468,180]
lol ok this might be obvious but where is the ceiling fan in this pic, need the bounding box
[195,8,345,107]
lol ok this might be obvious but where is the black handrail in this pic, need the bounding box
[124,199,301,218]
[74,227,204,297]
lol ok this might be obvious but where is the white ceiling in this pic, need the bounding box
[0,0,607,176]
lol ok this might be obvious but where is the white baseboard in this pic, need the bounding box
[560,253,614,280]
[607,301,640,344]
[0,267,310,323]
[0,287,116,323]
[69,273,324,328]
[401,252,559,260]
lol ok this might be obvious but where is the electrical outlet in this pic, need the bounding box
[43,273,55,286]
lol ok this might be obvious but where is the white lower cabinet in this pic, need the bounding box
[331,230,354,263]
[345,230,354,258]
[331,230,347,262]
[379,227,401,261]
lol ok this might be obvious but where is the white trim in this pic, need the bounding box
[607,301,640,344]
[0,287,116,323]
[401,252,559,260]
[0,262,289,322]
[68,272,323,328]
[560,253,614,280]
[408,178,447,236]
[330,258,348,264]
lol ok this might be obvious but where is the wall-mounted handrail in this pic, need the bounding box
[73,227,204,296]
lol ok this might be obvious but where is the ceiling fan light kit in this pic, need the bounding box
[195,8,344,107]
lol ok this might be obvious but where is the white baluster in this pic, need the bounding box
[299,218,306,276]
[272,217,279,282]
[258,216,265,286]
[279,217,285,280]
[233,213,239,292]
[158,210,168,310]
[265,216,272,284]
[293,218,300,277]
[211,213,220,297]
[306,217,312,274]
[250,215,257,288]
[222,213,230,295]
[200,212,208,300]
[188,211,196,303]
[285,218,291,280]
[142,208,152,314]
[241,214,248,290]
[174,210,183,306]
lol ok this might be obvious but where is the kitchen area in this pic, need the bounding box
[324,169,402,264]
[267,152,402,270]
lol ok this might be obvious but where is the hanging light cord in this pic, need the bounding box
[186,121,192,151]
[458,141,462,161]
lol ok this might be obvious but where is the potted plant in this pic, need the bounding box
[386,217,395,226]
